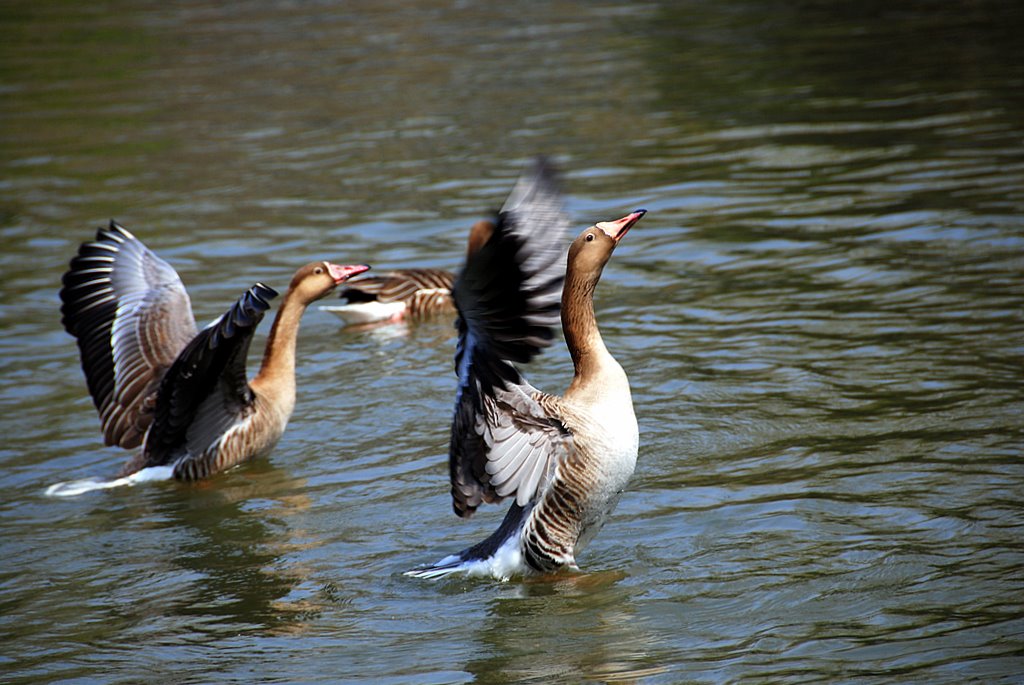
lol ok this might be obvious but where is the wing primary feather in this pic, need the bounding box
[447,157,575,516]
[60,221,199,449]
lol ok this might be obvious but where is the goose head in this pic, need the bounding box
[289,261,371,304]
[567,209,646,284]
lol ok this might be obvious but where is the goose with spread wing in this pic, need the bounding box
[54,221,368,492]
[407,159,646,579]
[320,220,494,326]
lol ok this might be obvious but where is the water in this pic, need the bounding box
[2,0,1023,682]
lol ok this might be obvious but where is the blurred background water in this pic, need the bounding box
[2,0,1023,682]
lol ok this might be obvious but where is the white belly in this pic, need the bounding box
[564,392,639,555]
[319,301,406,324]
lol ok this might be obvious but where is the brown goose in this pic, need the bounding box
[320,220,494,325]
[50,221,369,496]
[406,159,646,579]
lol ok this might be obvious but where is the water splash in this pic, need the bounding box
[44,466,175,497]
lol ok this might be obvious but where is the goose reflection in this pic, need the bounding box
[152,461,321,635]
[461,573,667,683]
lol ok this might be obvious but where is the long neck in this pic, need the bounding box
[562,265,611,391]
[251,290,306,399]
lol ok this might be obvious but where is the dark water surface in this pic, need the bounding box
[3,1,1023,682]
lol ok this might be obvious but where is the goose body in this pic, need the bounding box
[320,221,494,326]
[406,159,645,580]
[321,268,455,325]
[57,221,369,486]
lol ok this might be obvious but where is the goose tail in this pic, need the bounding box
[44,465,175,497]
[405,503,531,581]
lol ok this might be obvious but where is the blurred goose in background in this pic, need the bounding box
[51,221,368,495]
[406,158,646,580]
[320,220,494,326]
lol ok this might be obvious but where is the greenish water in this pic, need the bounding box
[2,1,1023,682]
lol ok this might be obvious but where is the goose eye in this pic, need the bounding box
[585,233,595,242]
[314,266,324,275]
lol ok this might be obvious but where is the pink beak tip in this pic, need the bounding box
[623,209,647,227]
[328,263,371,283]
[610,208,647,241]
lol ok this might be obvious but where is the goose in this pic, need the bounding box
[406,159,646,579]
[320,220,494,326]
[51,221,369,495]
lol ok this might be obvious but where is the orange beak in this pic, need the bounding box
[327,263,370,284]
[595,209,646,243]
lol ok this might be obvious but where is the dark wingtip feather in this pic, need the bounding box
[501,155,564,216]
[211,283,278,343]
[95,219,134,244]
[451,157,571,396]
[60,221,138,335]
[251,282,279,303]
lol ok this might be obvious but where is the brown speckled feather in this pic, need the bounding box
[339,269,455,317]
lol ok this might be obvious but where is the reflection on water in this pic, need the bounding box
[2,0,1023,682]
[464,574,669,684]
[160,462,318,636]
[1,463,317,681]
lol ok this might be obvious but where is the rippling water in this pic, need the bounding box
[2,1,1023,682]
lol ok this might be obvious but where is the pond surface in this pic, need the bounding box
[2,1,1023,682]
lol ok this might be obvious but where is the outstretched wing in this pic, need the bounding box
[449,157,574,517]
[60,221,199,449]
[140,283,278,471]
[450,379,573,517]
